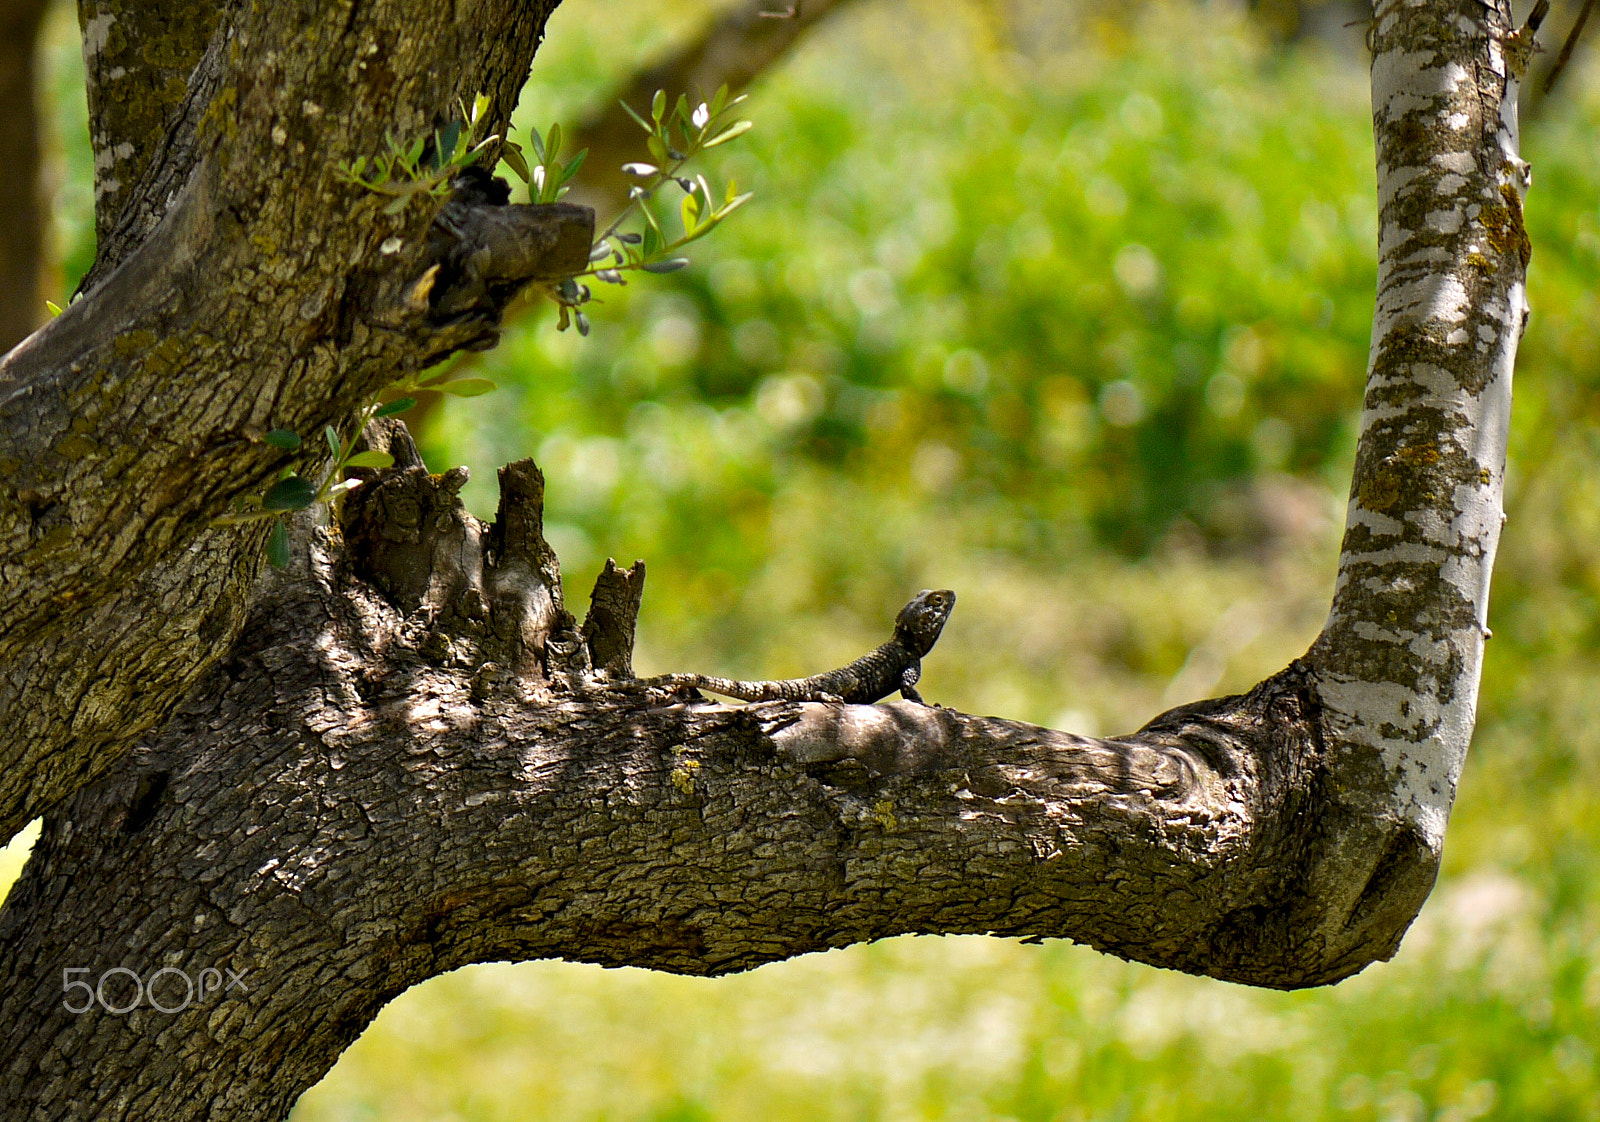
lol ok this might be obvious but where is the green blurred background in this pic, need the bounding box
[4,0,1600,1117]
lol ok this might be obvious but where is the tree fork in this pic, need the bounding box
[0,0,579,843]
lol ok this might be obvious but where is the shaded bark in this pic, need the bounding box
[76,0,227,266]
[0,0,51,354]
[0,0,1541,1118]
[0,0,572,843]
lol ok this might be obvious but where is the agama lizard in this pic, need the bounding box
[647,588,955,704]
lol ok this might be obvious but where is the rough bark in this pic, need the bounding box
[76,0,227,268]
[0,0,51,354]
[1303,0,1532,912]
[0,0,575,844]
[0,0,1539,1118]
[0,437,1334,1120]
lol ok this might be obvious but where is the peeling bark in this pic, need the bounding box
[0,0,1539,1118]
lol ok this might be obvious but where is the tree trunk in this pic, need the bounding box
[0,0,1538,1117]
[0,0,567,844]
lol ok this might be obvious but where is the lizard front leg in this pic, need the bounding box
[899,663,925,704]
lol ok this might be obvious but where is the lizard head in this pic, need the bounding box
[894,589,956,656]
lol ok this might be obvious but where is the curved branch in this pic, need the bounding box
[0,1,1539,1117]
[1307,0,1530,874]
[0,453,1329,1120]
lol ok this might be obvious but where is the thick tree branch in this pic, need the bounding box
[76,0,228,257]
[1306,0,1532,892]
[0,0,579,843]
[3,446,1335,1120]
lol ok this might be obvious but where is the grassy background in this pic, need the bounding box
[4,0,1600,1117]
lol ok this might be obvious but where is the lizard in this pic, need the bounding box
[645,588,955,704]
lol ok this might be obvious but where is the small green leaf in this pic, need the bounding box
[547,121,562,159]
[681,193,700,234]
[264,429,302,450]
[711,84,729,117]
[651,89,667,123]
[437,121,462,165]
[375,397,417,417]
[679,220,714,246]
[560,148,588,184]
[528,125,545,162]
[45,300,62,316]
[714,191,754,219]
[325,426,342,456]
[437,377,497,398]
[345,451,396,470]
[646,134,669,167]
[263,475,318,512]
[641,223,664,260]
[674,93,692,128]
[641,257,690,274]
[621,99,652,133]
[703,120,753,148]
[639,197,664,234]
[267,519,291,569]
[501,141,531,183]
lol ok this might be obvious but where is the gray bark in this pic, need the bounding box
[0,0,1539,1118]
[0,0,568,843]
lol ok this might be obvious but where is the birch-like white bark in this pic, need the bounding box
[1310,0,1532,851]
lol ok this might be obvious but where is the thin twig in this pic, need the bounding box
[1545,0,1596,94]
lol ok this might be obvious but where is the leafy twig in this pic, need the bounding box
[546,85,754,335]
